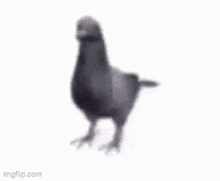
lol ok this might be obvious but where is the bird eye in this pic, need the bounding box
[77,24,82,30]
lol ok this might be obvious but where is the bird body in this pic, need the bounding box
[71,40,112,116]
[70,16,159,153]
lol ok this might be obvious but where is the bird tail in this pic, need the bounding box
[139,80,159,87]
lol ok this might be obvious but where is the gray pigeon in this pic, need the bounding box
[70,16,159,153]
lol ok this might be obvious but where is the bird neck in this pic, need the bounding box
[78,40,109,70]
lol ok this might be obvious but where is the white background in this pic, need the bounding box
[1,0,220,180]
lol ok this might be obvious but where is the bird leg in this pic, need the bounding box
[70,122,96,149]
[99,126,123,154]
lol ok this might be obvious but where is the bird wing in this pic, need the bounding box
[111,67,140,113]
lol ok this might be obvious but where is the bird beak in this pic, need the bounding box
[76,30,88,39]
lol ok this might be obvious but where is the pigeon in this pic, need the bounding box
[70,16,159,154]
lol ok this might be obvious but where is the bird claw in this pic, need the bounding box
[70,135,94,149]
[99,140,120,154]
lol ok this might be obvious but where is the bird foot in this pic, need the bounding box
[70,134,94,149]
[99,140,120,154]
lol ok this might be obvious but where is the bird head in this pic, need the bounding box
[76,16,103,41]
